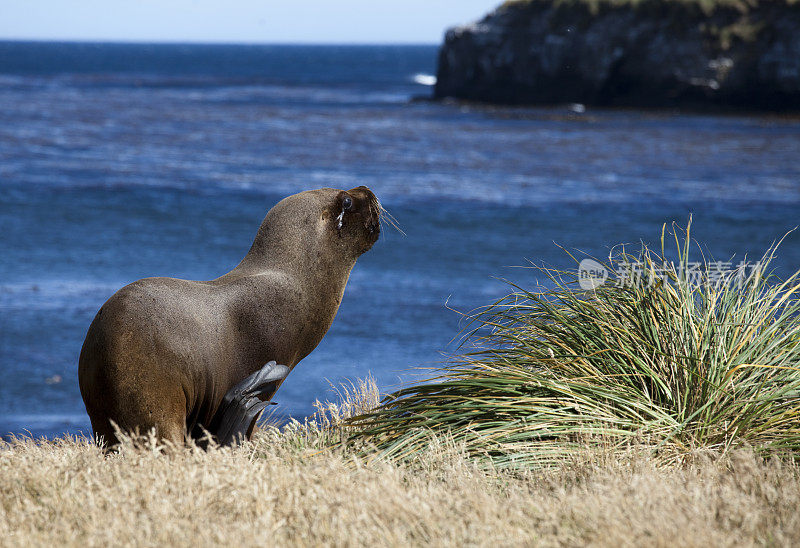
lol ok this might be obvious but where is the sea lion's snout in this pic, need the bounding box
[356,186,381,242]
[357,188,381,235]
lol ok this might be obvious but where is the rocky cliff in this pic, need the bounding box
[434,0,800,110]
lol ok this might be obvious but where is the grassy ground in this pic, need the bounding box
[2,420,800,546]
[1,378,800,546]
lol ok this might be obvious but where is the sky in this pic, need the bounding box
[0,1,501,44]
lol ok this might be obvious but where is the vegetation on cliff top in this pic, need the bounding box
[502,0,799,14]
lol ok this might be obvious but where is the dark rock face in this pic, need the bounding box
[434,0,800,110]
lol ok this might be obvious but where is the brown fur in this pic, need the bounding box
[78,186,380,446]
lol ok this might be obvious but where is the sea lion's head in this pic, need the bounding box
[247,186,383,271]
[326,185,381,256]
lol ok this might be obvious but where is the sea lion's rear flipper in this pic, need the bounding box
[212,361,289,447]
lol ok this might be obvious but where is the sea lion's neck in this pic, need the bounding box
[231,233,355,285]
[220,240,355,369]
[213,205,361,368]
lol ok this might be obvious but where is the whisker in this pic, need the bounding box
[376,200,404,235]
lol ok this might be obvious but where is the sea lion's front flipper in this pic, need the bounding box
[211,361,289,447]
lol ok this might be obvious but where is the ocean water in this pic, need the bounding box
[1,42,799,439]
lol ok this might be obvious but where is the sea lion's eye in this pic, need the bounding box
[342,196,353,211]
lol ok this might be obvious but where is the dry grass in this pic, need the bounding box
[2,381,800,547]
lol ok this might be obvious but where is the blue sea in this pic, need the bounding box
[1,42,799,439]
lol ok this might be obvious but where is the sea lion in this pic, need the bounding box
[78,186,381,447]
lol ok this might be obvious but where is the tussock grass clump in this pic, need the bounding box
[348,223,800,469]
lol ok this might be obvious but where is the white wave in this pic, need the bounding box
[0,280,122,310]
[0,414,89,425]
[412,73,437,86]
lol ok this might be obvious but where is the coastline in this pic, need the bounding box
[433,0,800,112]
